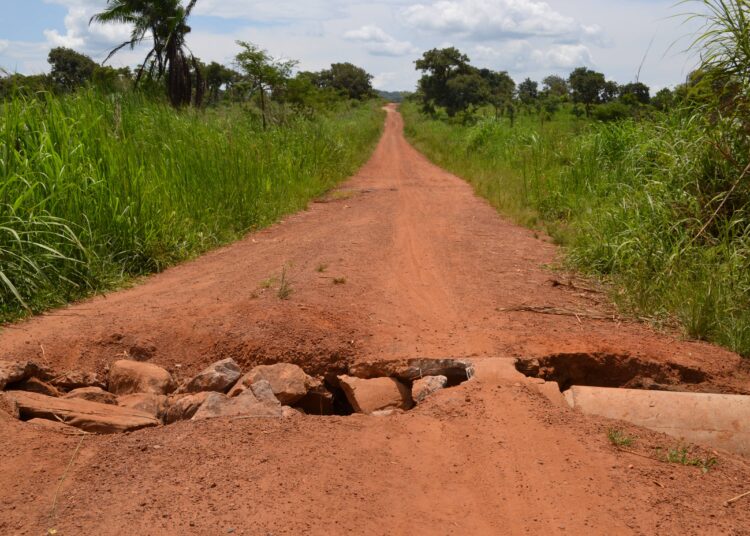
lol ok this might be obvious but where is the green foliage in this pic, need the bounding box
[402,101,750,356]
[592,101,632,121]
[47,47,97,91]
[0,91,383,321]
[317,63,374,100]
[568,67,606,115]
[607,429,635,447]
[662,446,718,473]
[517,78,539,105]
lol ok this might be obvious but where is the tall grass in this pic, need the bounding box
[402,102,750,356]
[0,91,383,321]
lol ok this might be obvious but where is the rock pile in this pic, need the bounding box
[0,357,463,434]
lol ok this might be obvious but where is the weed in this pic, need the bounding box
[661,446,718,473]
[607,428,635,448]
[277,267,293,300]
[259,277,277,289]
[316,263,328,273]
[333,277,347,285]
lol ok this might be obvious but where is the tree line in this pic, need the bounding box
[1,0,376,124]
[413,47,678,123]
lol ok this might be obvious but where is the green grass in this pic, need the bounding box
[661,446,718,473]
[607,428,636,448]
[0,90,383,321]
[402,102,750,356]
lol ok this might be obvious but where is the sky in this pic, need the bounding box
[0,0,707,92]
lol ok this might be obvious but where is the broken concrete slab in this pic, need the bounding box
[564,386,750,456]
[4,391,160,434]
[108,360,175,396]
[338,375,413,415]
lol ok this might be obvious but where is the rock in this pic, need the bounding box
[178,358,242,394]
[337,375,413,415]
[13,377,61,398]
[412,375,448,404]
[229,363,316,405]
[3,391,160,434]
[50,370,106,391]
[348,358,473,384]
[0,394,19,419]
[164,392,212,424]
[294,384,334,415]
[0,360,52,390]
[108,360,175,396]
[192,389,282,421]
[64,387,118,405]
[282,406,302,418]
[249,380,280,404]
[27,418,87,435]
[118,393,168,420]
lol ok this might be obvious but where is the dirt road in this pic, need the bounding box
[1,105,749,535]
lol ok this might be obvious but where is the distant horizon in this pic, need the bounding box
[1,0,707,92]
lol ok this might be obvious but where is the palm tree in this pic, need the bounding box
[90,0,204,107]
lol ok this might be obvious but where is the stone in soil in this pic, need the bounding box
[164,392,213,424]
[412,375,448,404]
[50,370,106,391]
[177,358,242,394]
[64,387,118,405]
[192,388,282,421]
[337,375,413,415]
[229,363,316,405]
[3,391,160,434]
[118,393,168,420]
[0,360,51,390]
[108,360,175,396]
[12,377,61,398]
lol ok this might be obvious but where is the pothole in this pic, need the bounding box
[515,352,708,392]
[0,358,474,435]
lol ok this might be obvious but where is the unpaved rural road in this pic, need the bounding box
[1,105,749,535]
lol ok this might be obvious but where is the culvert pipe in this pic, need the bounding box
[564,386,750,456]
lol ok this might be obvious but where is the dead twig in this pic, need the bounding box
[49,434,85,530]
[724,490,750,507]
[497,305,617,321]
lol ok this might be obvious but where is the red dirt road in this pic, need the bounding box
[1,105,749,535]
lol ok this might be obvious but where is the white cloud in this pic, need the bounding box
[401,0,602,43]
[344,25,416,57]
[372,71,397,88]
[0,40,9,55]
[475,40,593,71]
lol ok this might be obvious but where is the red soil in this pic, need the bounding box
[1,105,749,535]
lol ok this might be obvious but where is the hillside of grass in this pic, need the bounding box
[402,102,750,356]
[0,91,384,321]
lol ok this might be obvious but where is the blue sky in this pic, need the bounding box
[0,0,705,91]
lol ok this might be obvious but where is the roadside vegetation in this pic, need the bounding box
[0,1,383,322]
[403,0,750,356]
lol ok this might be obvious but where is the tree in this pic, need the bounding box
[601,80,619,102]
[541,75,569,98]
[652,87,674,111]
[445,71,489,117]
[205,61,236,103]
[568,67,606,116]
[91,0,203,107]
[317,63,374,100]
[479,69,515,118]
[415,47,473,115]
[47,47,97,91]
[619,82,651,105]
[234,41,296,128]
[517,78,538,106]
